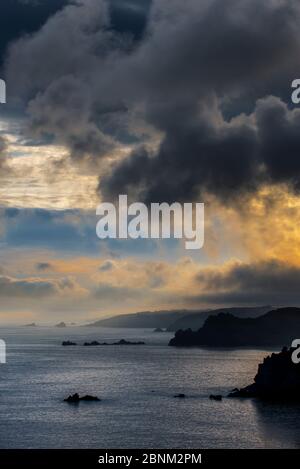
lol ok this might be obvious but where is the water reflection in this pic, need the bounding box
[252,399,300,448]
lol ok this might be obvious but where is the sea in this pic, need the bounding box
[0,326,300,449]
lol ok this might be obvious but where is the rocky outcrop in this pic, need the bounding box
[84,341,100,346]
[62,341,77,346]
[64,393,100,403]
[115,339,145,345]
[83,339,145,346]
[209,394,222,401]
[228,346,300,400]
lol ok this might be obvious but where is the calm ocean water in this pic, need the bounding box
[0,326,300,449]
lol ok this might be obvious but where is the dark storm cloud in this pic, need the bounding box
[4,0,134,160]
[189,260,300,306]
[256,97,300,188]
[99,0,300,202]
[0,0,69,68]
[100,99,259,202]
[4,0,300,200]
[101,97,300,203]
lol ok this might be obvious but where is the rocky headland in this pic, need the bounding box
[169,308,300,347]
[228,346,300,400]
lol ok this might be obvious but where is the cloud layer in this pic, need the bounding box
[4,0,300,204]
[2,1,300,321]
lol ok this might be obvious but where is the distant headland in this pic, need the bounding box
[85,306,271,330]
[169,307,300,347]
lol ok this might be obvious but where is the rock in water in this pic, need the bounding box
[64,393,80,403]
[228,346,300,400]
[62,341,77,346]
[84,341,100,346]
[80,395,100,401]
[64,393,100,403]
[114,339,145,345]
[209,394,223,401]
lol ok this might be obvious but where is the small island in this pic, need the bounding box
[83,339,145,346]
[228,346,300,400]
[173,393,186,398]
[64,393,100,403]
[62,341,77,346]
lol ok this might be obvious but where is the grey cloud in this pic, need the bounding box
[0,0,69,67]
[0,275,67,298]
[5,0,123,161]
[98,0,300,201]
[102,96,300,203]
[256,97,300,188]
[100,99,259,202]
[189,260,300,306]
[27,75,115,161]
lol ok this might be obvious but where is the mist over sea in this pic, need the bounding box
[0,327,300,448]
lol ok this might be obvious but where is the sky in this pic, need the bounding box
[1,0,300,324]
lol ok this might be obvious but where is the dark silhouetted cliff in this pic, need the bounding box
[228,346,300,399]
[169,307,300,347]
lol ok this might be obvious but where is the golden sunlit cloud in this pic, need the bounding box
[206,184,300,266]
